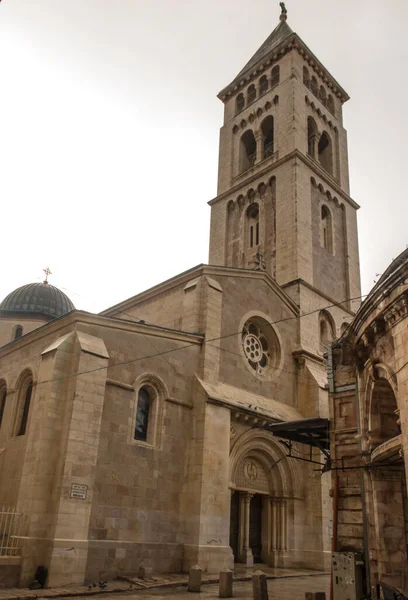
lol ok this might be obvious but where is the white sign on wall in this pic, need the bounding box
[70,483,88,500]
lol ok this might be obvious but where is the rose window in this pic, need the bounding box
[241,317,280,377]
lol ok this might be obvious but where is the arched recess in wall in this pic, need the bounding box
[307,116,318,157]
[320,204,333,254]
[259,75,268,96]
[364,363,400,450]
[14,369,34,437]
[303,66,310,87]
[318,131,333,175]
[368,378,400,448]
[271,65,280,88]
[236,93,245,114]
[327,95,335,115]
[226,200,239,267]
[239,130,257,173]
[261,116,274,159]
[247,84,256,105]
[319,310,335,353]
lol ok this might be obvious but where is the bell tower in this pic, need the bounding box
[208,5,361,353]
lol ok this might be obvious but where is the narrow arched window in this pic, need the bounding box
[261,116,274,159]
[259,75,268,96]
[247,84,256,104]
[239,130,257,173]
[310,76,318,96]
[0,382,7,430]
[327,95,335,115]
[319,310,335,352]
[134,387,150,441]
[247,204,260,249]
[318,131,333,175]
[16,377,33,436]
[13,326,23,340]
[236,93,245,114]
[307,116,318,158]
[303,66,310,88]
[319,86,327,106]
[271,65,280,87]
[321,205,333,253]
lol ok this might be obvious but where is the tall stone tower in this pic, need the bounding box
[209,8,361,358]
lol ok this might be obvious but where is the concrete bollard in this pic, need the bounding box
[252,570,268,600]
[219,569,233,598]
[305,594,326,600]
[188,565,202,593]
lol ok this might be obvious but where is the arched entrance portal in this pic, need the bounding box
[229,430,302,567]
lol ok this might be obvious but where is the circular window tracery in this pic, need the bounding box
[241,317,280,377]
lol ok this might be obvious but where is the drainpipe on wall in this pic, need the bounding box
[355,380,372,599]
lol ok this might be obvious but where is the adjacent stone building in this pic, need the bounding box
[329,249,408,594]
[0,8,361,587]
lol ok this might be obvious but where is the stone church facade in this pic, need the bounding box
[0,10,361,587]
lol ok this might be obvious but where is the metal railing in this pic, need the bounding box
[0,506,26,557]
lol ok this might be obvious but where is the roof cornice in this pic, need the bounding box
[218,32,349,104]
[101,263,299,320]
[208,149,359,210]
[0,310,203,358]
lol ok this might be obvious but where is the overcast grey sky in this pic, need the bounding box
[0,0,406,313]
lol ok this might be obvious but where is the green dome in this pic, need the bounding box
[0,282,75,320]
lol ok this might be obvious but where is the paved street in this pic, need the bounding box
[67,575,330,600]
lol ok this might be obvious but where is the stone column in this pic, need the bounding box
[242,493,254,566]
[255,131,263,164]
[281,500,287,552]
[271,498,277,551]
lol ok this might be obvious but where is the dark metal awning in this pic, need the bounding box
[263,417,330,453]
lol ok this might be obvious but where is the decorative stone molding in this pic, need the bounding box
[310,176,342,208]
[384,293,408,328]
[219,35,348,104]
[232,99,279,135]
[305,95,335,130]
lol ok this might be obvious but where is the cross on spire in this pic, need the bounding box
[43,267,52,284]
[279,2,288,20]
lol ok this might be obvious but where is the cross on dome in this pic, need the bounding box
[43,267,52,284]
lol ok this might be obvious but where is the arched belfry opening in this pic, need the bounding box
[261,116,274,159]
[239,130,257,173]
[318,131,333,175]
[307,117,318,158]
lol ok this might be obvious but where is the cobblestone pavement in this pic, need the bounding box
[63,575,330,600]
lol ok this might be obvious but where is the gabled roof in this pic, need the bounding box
[233,20,293,87]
